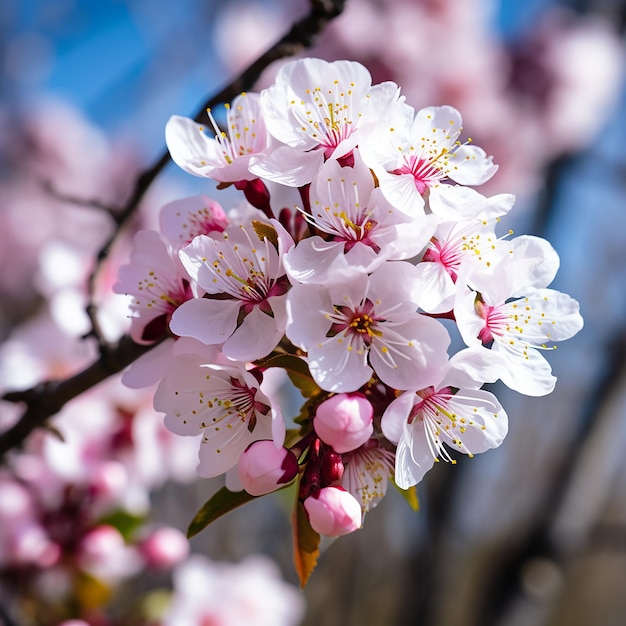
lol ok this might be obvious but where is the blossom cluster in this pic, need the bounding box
[116,58,583,540]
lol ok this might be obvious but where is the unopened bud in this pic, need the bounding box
[139,527,189,570]
[314,393,373,453]
[320,450,344,483]
[303,486,362,537]
[238,440,299,496]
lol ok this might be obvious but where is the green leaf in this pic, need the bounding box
[257,353,321,398]
[252,219,278,247]
[293,499,320,588]
[187,487,257,538]
[96,510,146,541]
[392,480,420,512]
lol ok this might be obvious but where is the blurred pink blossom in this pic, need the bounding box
[162,553,305,626]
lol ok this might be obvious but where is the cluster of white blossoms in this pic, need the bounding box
[116,58,583,538]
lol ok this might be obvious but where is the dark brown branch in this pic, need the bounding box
[39,178,119,214]
[0,336,156,458]
[83,0,347,347]
[1,0,347,460]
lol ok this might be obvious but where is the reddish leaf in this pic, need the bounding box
[292,499,320,588]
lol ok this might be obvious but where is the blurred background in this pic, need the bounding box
[1,0,625,625]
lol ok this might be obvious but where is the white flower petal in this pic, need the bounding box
[395,436,433,490]
[248,146,324,187]
[165,115,226,177]
[413,260,455,314]
[446,144,498,185]
[378,171,426,217]
[222,307,282,362]
[121,338,175,389]
[307,339,373,393]
[369,316,450,391]
[495,343,557,397]
[169,298,239,346]
[442,347,504,389]
[381,391,415,444]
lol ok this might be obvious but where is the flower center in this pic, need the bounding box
[475,299,507,344]
[391,152,448,194]
[328,299,384,347]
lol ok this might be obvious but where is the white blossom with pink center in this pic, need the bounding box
[286,261,450,393]
[154,354,285,477]
[165,92,271,183]
[159,194,229,251]
[249,57,401,186]
[359,103,498,217]
[382,348,508,488]
[415,190,515,313]
[114,229,193,345]
[284,150,435,285]
[170,221,293,362]
[455,236,584,396]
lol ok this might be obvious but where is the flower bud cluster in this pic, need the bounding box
[116,57,583,538]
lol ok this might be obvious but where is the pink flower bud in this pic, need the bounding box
[238,440,299,496]
[303,486,362,536]
[79,525,124,562]
[313,393,373,453]
[140,527,190,570]
[78,525,141,581]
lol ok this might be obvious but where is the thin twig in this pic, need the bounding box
[83,0,347,347]
[39,178,119,214]
[0,0,347,460]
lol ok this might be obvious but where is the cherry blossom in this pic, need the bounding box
[360,103,498,217]
[250,57,401,186]
[159,194,229,250]
[238,440,299,496]
[138,527,190,570]
[454,236,584,396]
[170,221,293,362]
[162,554,305,626]
[382,348,509,488]
[114,229,193,345]
[153,354,284,477]
[415,190,515,313]
[98,53,587,583]
[284,150,435,284]
[286,261,450,392]
[165,92,271,183]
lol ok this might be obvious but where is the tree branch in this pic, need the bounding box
[0,0,347,460]
[0,337,157,458]
[83,0,347,347]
